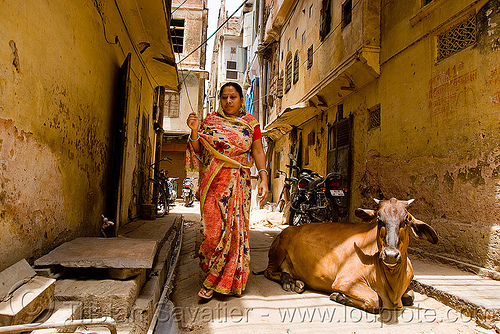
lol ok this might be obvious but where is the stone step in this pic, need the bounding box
[410,256,500,329]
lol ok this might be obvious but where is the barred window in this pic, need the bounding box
[226,60,238,80]
[437,16,476,62]
[369,104,381,129]
[285,52,292,93]
[293,51,299,84]
[165,91,180,118]
[170,19,185,53]
[307,45,313,69]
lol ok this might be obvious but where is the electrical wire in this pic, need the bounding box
[172,0,189,14]
[177,0,249,65]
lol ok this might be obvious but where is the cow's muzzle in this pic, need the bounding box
[380,248,401,266]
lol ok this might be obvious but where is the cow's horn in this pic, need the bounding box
[373,198,381,205]
[407,199,415,206]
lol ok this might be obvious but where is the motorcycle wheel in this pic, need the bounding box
[289,210,307,226]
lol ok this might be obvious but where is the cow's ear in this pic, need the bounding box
[355,208,376,221]
[410,219,438,244]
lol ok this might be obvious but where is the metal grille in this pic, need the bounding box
[307,45,313,69]
[369,106,380,129]
[285,53,292,92]
[437,16,476,61]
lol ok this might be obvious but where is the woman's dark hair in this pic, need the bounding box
[219,82,243,98]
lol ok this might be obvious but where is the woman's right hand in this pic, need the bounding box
[187,112,199,131]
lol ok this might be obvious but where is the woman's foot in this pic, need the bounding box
[198,287,214,300]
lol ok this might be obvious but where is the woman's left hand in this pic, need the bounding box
[258,181,268,204]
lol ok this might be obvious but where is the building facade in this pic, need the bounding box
[207,0,248,113]
[259,0,500,275]
[163,0,209,197]
[0,0,178,271]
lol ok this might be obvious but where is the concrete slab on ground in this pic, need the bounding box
[34,238,158,269]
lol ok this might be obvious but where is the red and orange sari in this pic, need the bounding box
[186,106,259,295]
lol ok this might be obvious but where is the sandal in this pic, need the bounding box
[198,287,214,300]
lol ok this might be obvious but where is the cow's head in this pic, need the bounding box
[355,198,438,267]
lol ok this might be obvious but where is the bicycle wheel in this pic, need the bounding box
[140,179,168,217]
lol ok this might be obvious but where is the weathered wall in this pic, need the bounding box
[347,0,500,271]
[0,1,170,271]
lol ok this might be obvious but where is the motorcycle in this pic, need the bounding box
[324,172,349,221]
[181,177,195,207]
[288,168,348,225]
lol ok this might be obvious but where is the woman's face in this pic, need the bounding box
[220,86,243,116]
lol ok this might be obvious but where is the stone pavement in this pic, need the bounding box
[167,203,500,334]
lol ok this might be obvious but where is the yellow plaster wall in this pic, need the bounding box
[0,1,165,271]
[346,0,500,271]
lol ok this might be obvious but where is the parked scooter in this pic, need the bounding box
[181,177,195,207]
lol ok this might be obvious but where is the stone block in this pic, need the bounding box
[54,273,145,323]
[0,259,36,301]
[0,276,55,326]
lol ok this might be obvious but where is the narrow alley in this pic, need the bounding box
[166,203,498,334]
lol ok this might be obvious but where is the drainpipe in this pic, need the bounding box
[0,317,117,334]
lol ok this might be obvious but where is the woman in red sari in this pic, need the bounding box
[186,82,268,299]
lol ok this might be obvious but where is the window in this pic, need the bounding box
[369,104,381,129]
[164,91,180,118]
[437,16,476,62]
[285,53,292,93]
[342,0,352,28]
[295,28,298,39]
[287,39,290,51]
[170,19,185,53]
[423,0,433,5]
[226,60,238,80]
[307,45,313,69]
[293,52,299,84]
[277,71,284,98]
[302,32,306,43]
[320,0,332,41]
[309,5,313,18]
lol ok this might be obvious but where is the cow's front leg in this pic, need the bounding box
[401,288,414,306]
[281,272,306,293]
[330,284,381,313]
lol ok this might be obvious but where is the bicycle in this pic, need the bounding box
[140,157,172,217]
[275,167,298,213]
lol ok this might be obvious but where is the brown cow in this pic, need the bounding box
[263,198,438,313]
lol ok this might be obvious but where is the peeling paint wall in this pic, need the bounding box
[0,1,172,271]
[345,0,500,272]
